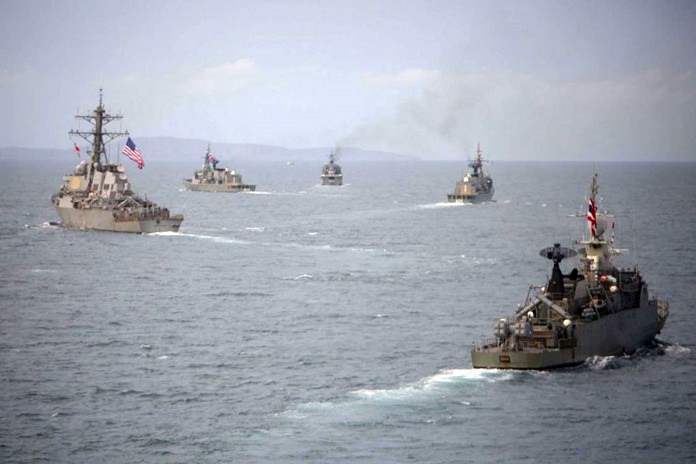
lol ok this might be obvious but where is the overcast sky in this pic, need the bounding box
[1,0,695,160]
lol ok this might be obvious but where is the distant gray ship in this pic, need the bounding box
[51,90,183,233]
[321,152,343,186]
[471,173,669,369]
[183,145,256,192]
[447,143,494,203]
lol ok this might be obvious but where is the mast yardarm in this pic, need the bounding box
[68,89,129,165]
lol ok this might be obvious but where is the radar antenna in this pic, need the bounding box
[539,243,577,263]
[539,243,577,298]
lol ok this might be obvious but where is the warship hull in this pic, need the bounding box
[55,206,183,233]
[447,190,494,203]
[183,181,256,192]
[54,91,184,234]
[322,176,343,186]
[471,301,663,369]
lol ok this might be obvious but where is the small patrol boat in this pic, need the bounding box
[183,145,256,192]
[471,173,669,369]
[51,90,183,233]
[447,143,494,203]
[321,152,343,186]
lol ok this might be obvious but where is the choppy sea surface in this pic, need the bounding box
[1,158,695,463]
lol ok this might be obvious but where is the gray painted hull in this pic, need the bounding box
[321,176,342,186]
[55,206,182,233]
[447,190,494,203]
[183,181,256,192]
[471,302,660,369]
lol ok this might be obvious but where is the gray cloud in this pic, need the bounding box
[340,69,696,161]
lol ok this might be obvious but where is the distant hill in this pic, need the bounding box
[1,138,417,162]
[0,146,67,161]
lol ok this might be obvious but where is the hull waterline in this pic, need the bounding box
[183,181,256,192]
[471,301,663,369]
[447,190,494,203]
[55,206,182,233]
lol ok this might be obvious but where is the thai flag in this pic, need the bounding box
[587,197,597,237]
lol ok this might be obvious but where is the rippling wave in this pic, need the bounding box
[2,160,694,463]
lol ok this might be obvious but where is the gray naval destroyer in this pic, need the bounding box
[447,143,494,203]
[321,152,343,186]
[471,173,669,369]
[51,91,183,233]
[183,146,256,192]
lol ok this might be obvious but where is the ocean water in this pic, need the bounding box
[1,158,695,463]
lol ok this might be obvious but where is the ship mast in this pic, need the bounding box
[589,173,598,217]
[470,142,484,176]
[578,172,613,279]
[588,173,601,241]
[68,89,129,193]
[69,89,129,166]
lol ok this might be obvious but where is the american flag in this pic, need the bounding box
[209,153,216,162]
[587,197,597,237]
[122,137,144,169]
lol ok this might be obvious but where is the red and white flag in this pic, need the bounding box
[587,197,597,237]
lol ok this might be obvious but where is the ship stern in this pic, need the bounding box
[471,346,582,370]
